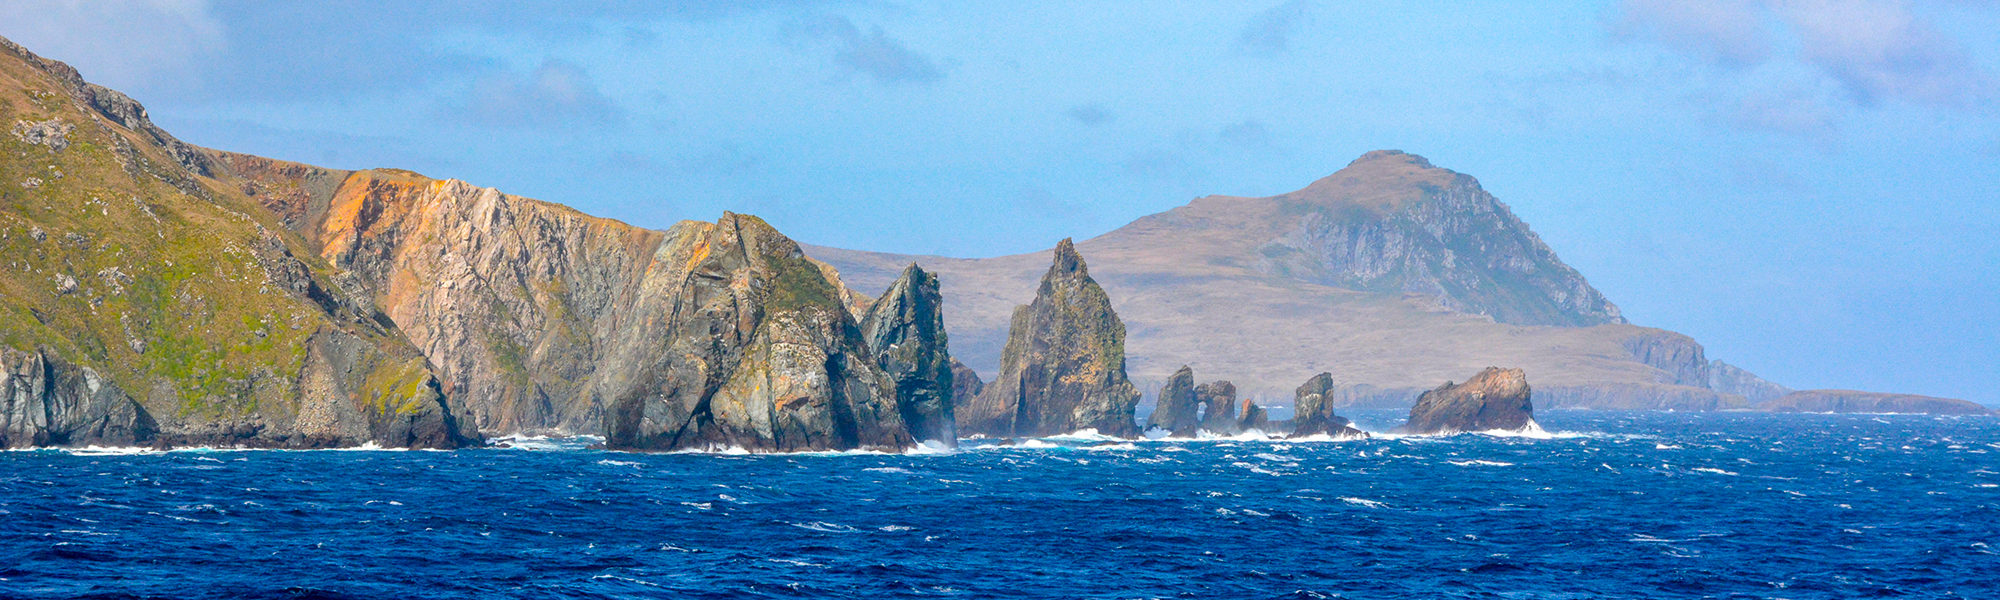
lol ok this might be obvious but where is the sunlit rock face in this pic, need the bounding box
[958,239,1140,438]
[1401,367,1535,434]
[1290,373,1367,439]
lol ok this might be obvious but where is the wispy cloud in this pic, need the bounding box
[446,59,625,129]
[798,16,945,86]
[1235,0,1311,56]
[1613,0,1996,110]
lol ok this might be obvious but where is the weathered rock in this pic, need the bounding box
[1196,380,1239,434]
[949,357,984,413]
[858,263,956,445]
[599,214,914,452]
[1761,390,1991,415]
[1237,398,1269,432]
[1290,373,1367,438]
[1146,366,1200,436]
[0,347,155,448]
[958,239,1140,438]
[0,36,479,450]
[1401,367,1535,434]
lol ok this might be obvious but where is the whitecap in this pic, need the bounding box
[1340,497,1386,508]
[1448,460,1514,467]
[865,467,913,474]
[1693,467,1739,476]
[788,521,862,534]
[597,459,642,468]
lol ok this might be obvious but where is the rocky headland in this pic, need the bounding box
[957,240,1141,438]
[1759,390,1990,415]
[1400,367,1536,435]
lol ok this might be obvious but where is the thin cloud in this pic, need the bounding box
[799,16,945,86]
[448,59,625,129]
[1235,0,1310,56]
[1068,104,1114,126]
[1612,0,1771,67]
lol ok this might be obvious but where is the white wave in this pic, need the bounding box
[679,502,712,510]
[789,521,862,534]
[879,525,915,532]
[1655,443,1683,450]
[865,467,913,474]
[1282,432,1371,443]
[1693,467,1739,476]
[1340,497,1387,508]
[597,459,642,468]
[1448,460,1514,467]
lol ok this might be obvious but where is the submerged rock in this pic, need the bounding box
[958,239,1140,438]
[1146,366,1200,436]
[601,213,914,452]
[1196,380,1239,434]
[1401,367,1535,434]
[859,263,956,445]
[1290,373,1367,438]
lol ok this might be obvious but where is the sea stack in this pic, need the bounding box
[1401,367,1535,434]
[601,213,914,452]
[958,239,1141,438]
[1238,398,1269,432]
[1290,373,1368,438]
[858,263,957,445]
[1146,366,1201,436]
[1196,381,1240,434]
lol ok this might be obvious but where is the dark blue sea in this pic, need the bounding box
[3,411,1997,599]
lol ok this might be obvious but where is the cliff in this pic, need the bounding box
[1761,390,1990,415]
[1401,367,1535,434]
[957,240,1140,438]
[1290,373,1367,438]
[858,263,956,445]
[0,36,475,449]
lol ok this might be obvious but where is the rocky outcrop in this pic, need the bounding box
[1761,390,1991,415]
[950,358,984,414]
[1196,380,1239,434]
[1401,367,1535,434]
[1290,373,1367,438]
[597,214,914,452]
[1146,366,1200,436]
[858,263,956,445]
[1623,330,1711,388]
[958,239,1141,438]
[1237,399,1269,432]
[1710,361,1792,405]
[0,36,478,449]
[0,347,154,448]
[1256,151,1624,327]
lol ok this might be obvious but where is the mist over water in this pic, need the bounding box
[4,411,1997,599]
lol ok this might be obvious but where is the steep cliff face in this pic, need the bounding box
[1762,390,1990,415]
[958,239,1140,438]
[1257,151,1624,327]
[1290,373,1367,438]
[598,214,913,452]
[858,263,955,445]
[1146,366,1199,436]
[1622,330,1711,388]
[0,36,475,449]
[0,346,152,447]
[1710,361,1792,405]
[949,357,984,414]
[1401,367,1535,434]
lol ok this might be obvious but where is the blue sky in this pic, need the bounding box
[4,0,1997,404]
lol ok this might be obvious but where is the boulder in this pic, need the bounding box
[1401,367,1535,434]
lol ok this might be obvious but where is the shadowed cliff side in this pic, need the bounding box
[858,264,955,445]
[959,240,1140,438]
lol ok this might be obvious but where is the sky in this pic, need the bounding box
[2,0,1996,405]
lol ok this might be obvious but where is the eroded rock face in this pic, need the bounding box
[1709,361,1792,405]
[958,239,1140,438]
[1402,367,1534,434]
[1237,399,1269,433]
[599,214,914,452]
[859,263,956,445]
[949,358,984,414]
[1290,373,1367,438]
[1196,380,1239,434]
[0,347,154,448]
[1146,366,1199,436]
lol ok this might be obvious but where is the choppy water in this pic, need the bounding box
[3,410,1997,599]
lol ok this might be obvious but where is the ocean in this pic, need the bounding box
[3,410,1995,599]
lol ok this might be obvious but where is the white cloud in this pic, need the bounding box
[448,59,625,129]
[0,0,225,91]
[1613,0,1771,66]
